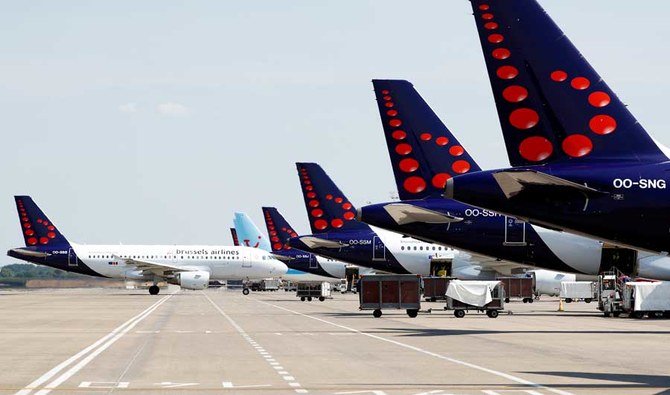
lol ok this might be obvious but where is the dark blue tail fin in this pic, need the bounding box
[262,207,299,252]
[470,0,666,166]
[295,163,369,234]
[14,196,69,248]
[372,79,481,200]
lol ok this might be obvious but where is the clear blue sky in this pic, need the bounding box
[2,1,669,261]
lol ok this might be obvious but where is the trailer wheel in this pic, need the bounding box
[300,296,305,302]
[373,309,382,318]
[584,298,592,304]
[631,311,644,319]
[565,298,572,303]
[528,298,534,304]
[487,310,499,318]
[242,288,250,295]
[604,312,611,317]
[319,297,325,302]
[663,311,670,319]
[307,297,312,302]
[406,309,418,318]
[454,310,465,318]
[505,298,510,303]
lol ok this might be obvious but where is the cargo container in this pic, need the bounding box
[622,281,670,318]
[358,274,421,318]
[296,282,332,302]
[422,276,450,302]
[497,276,535,303]
[560,281,597,303]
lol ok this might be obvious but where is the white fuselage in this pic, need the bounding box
[72,243,287,281]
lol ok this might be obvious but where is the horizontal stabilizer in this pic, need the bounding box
[382,203,463,225]
[8,248,50,258]
[297,236,348,249]
[493,170,605,198]
[271,253,294,262]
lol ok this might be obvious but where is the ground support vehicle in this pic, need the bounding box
[358,274,421,318]
[445,280,505,318]
[296,282,332,302]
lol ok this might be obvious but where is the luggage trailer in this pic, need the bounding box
[358,274,422,318]
[296,281,332,302]
[445,281,506,318]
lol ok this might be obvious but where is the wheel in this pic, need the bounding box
[522,298,528,303]
[454,310,465,318]
[613,311,621,317]
[242,288,250,295]
[663,312,670,319]
[319,297,325,302]
[631,311,644,319]
[585,298,592,304]
[604,312,611,317]
[148,285,159,295]
[487,310,499,318]
[407,309,418,318]
[505,298,510,303]
[528,298,534,304]
[565,298,572,303]
[307,297,312,302]
[300,296,305,302]
[373,309,382,318]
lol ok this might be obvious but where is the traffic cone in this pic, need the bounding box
[558,299,565,312]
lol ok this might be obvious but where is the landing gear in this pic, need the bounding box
[149,285,160,295]
[242,288,250,295]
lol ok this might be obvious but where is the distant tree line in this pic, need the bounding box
[0,264,85,280]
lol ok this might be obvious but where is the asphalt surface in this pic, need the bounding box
[0,287,669,394]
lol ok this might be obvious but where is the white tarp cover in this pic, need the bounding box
[446,280,500,307]
[628,282,670,311]
[559,281,595,299]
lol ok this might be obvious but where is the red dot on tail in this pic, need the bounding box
[343,211,355,220]
[271,237,279,242]
[25,229,34,236]
[309,200,320,208]
[432,173,452,189]
[519,136,553,162]
[331,219,344,228]
[383,95,392,101]
[589,115,617,135]
[387,110,398,116]
[47,232,56,239]
[37,219,43,224]
[314,219,328,230]
[588,91,611,108]
[452,160,471,174]
[326,194,333,200]
[436,136,449,146]
[307,192,316,198]
[496,65,518,80]
[385,102,394,108]
[392,130,406,140]
[399,158,419,173]
[420,133,432,141]
[479,4,489,10]
[403,177,427,194]
[389,119,402,127]
[395,143,412,156]
[342,202,353,210]
[305,185,313,191]
[449,146,464,156]
[335,197,343,203]
[509,108,539,130]
[311,208,323,218]
[27,237,37,245]
[23,223,31,229]
[273,243,283,250]
[562,134,593,158]
[488,34,504,44]
[381,90,389,95]
[482,13,494,20]
[492,48,510,60]
[550,70,568,82]
[571,77,590,90]
[39,237,48,245]
[502,85,528,103]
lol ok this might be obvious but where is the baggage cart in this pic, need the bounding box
[622,281,670,319]
[296,282,332,302]
[560,281,597,303]
[446,280,505,318]
[497,276,535,303]
[358,274,421,318]
[423,276,450,302]
[260,279,280,291]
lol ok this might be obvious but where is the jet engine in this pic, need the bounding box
[176,271,210,290]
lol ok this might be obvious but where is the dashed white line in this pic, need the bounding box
[203,292,307,393]
[257,300,573,395]
[15,294,172,395]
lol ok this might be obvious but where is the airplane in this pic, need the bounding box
[357,79,670,281]
[444,0,670,255]
[232,211,342,282]
[286,163,522,279]
[8,196,288,295]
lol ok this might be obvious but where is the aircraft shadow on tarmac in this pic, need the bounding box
[521,371,670,391]
[369,327,670,337]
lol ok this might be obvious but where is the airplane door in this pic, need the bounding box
[504,216,527,246]
[372,236,386,261]
[242,252,251,268]
[68,248,78,267]
[309,254,318,269]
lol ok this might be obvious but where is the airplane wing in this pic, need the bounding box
[382,203,463,225]
[297,236,348,249]
[493,170,605,198]
[114,255,208,277]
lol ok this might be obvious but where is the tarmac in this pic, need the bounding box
[0,287,669,395]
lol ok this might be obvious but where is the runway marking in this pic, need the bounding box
[203,293,308,393]
[78,381,129,389]
[154,382,199,388]
[257,300,572,395]
[15,294,172,395]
